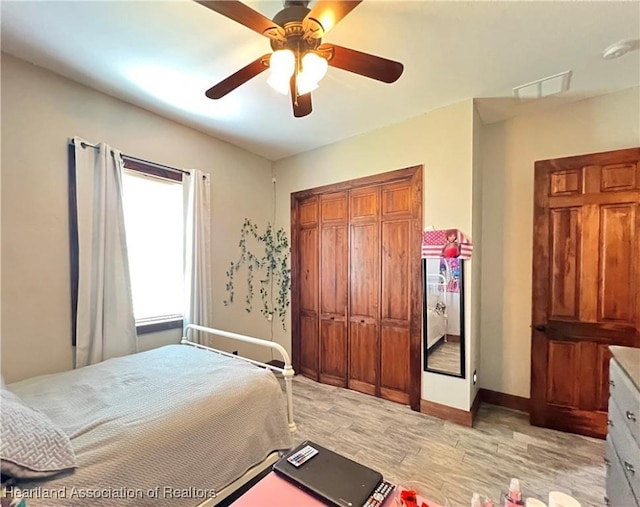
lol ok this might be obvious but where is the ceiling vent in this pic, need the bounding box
[513,70,572,100]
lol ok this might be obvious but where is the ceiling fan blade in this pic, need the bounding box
[320,43,404,83]
[303,0,362,39]
[205,55,270,99]
[290,75,312,118]
[196,1,285,40]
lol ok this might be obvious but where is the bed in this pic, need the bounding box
[425,274,448,350]
[2,325,296,507]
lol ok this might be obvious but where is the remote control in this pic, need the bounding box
[363,479,395,507]
[286,444,319,467]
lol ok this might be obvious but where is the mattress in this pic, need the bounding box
[426,308,447,349]
[7,344,293,506]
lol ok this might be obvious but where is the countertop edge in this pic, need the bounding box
[610,345,640,393]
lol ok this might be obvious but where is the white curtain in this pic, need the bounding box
[73,137,137,367]
[183,169,212,343]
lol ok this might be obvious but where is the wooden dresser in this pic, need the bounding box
[606,346,640,507]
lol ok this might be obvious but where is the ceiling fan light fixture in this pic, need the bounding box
[268,49,295,79]
[297,52,328,94]
[297,76,319,95]
[267,49,295,94]
[197,0,403,117]
[301,52,328,82]
[267,74,291,94]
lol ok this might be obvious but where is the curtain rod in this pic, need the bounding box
[70,138,191,176]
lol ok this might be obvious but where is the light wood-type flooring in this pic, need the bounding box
[427,342,461,376]
[289,375,605,507]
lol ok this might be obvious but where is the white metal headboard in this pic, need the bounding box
[426,273,447,295]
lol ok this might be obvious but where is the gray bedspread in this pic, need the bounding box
[7,344,293,506]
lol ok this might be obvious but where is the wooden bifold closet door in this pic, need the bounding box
[291,167,422,410]
[319,192,348,386]
[297,196,320,380]
[349,185,380,396]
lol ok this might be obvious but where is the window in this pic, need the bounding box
[122,160,184,333]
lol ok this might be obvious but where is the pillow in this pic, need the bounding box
[0,387,77,479]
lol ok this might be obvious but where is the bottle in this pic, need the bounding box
[504,479,524,507]
[472,493,482,507]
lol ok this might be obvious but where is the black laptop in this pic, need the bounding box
[273,440,383,507]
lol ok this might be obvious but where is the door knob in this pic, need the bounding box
[534,324,547,332]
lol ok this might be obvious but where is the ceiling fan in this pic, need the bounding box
[196,0,404,118]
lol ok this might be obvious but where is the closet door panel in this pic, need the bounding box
[321,192,348,224]
[348,321,378,395]
[319,192,348,385]
[320,320,347,386]
[381,220,410,322]
[349,186,380,395]
[380,326,411,404]
[382,183,412,217]
[299,228,318,314]
[320,225,347,315]
[350,223,379,318]
[349,220,379,393]
[300,313,319,379]
[299,198,318,226]
[379,181,413,402]
[350,186,379,220]
[298,212,319,379]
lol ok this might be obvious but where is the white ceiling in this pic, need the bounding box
[2,1,639,161]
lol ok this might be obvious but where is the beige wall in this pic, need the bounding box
[470,103,483,404]
[1,54,274,383]
[273,100,477,411]
[479,87,640,398]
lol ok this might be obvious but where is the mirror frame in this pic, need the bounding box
[422,257,466,378]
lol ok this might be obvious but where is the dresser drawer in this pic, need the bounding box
[610,359,640,447]
[606,436,639,507]
[609,397,640,502]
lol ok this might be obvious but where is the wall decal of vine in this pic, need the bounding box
[224,218,291,329]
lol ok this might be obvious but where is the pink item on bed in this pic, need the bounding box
[230,472,326,506]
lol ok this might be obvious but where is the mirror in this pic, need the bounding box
[422,257,465,377]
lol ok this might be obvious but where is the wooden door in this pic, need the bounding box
[531,147,640,438]
[319,192,348,386]
[297,196,319,380]
[291,166,423,411]
[379,180,416,404]
[348,185,380,396]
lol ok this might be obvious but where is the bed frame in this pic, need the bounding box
[180,324,296,507]
[425,273,449,351]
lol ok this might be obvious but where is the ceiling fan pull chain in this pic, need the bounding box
[294,40,301,100]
